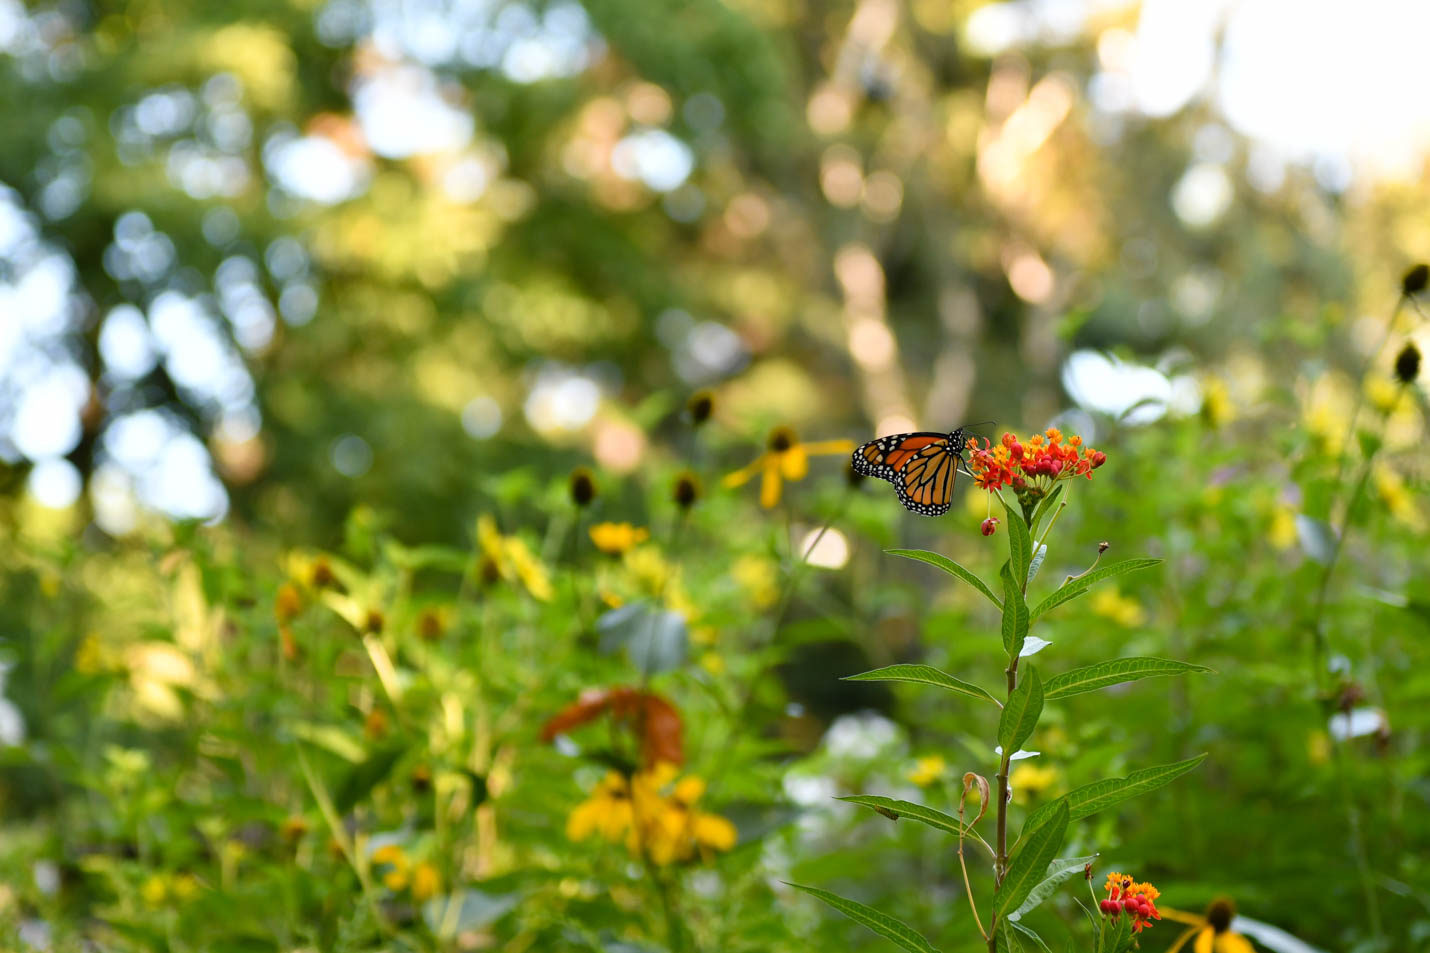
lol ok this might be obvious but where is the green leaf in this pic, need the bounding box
[1030,559,1162,619]
[839,795,975,838]
[787,883,940,953]
[1000,563,1029,657]
[1002,496,1032,582]
[1043,658,1213,699]
[1009,918,1053,953]
[333,741,407,814]
[422,889,520,938]
[887,549,1001,609]
[844,664,999,706]
[1028,483,1065,538]
[998,667,1043,755]
[1017,755,1207,848]
[996,799,1069,916]
[1010,855,1098,921]
[1099,907,1131,953]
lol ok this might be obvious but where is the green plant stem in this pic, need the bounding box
[1332,735,1383,939]
[1332,292,1405,491]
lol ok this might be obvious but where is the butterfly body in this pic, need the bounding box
[853,429,969,516]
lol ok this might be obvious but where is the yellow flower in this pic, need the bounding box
[732,555,779,610]
[723,426,855,508]
[170,874,199,901]
[1365,375,1402,414]
[1163,897,1256,953]
[699,651,725,675]
[1089,588,1146,627]
[566,765,737,865]
[411,862,441,902]
[1374,464,1425,530]
[1009,762,1061,803]
[1200,377,1236,427]
[907,755,947,787]
[372,844,410,891]
[1267,504,1298,550]
[140,874,167,906]
[475,515,554,600]
[590,522,651,555]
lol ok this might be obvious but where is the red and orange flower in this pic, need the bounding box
[968,428,1106,499]
[1099,871,1162,934]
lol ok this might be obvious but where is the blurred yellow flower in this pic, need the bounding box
[723,426,855,508]
[1365,375,1402,414]
[590,521,650,555]
[1267,505,1298,550]
[1009,762,1061,804]
[411,862,441,902]
[699,651,725,675]
[171,874,199,901]
[1200,376,1236,427]
[567,763,737,865]
[140,874,167,906]
[733,555,780,610]
[1163,897,1255,953]
[372,844,410,890]
[476,515,554,600]
[908,755,947,787]
[1089,588,1146,627]
[1374,464,1425,530]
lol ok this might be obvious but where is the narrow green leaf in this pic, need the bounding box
[1044,658,1213,699]
[1002,496,1032,582]
[1010,855,1098,921]
[1000,563,1029,657]
[1017,755,1207,848]
[839,795,975,838]
[787,883,940,953]
[333,741,407,815]
[996,799,1069,916]
[1009,918,1052,953]
[887,549,1001,609]
[844,664,999,706]
[997,667,1043,755]
[1030,558,1162,619]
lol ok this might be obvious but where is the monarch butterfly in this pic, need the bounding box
[852,428,971,516]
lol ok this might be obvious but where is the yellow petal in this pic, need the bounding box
[1216,933,1256,953]
[722,457,765,488]
[693,812,738,851]
[674,776,705,804]
[1194,927,1214,953]
[780,446,809,480]
[760,465,782,508]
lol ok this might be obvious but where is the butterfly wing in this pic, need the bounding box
[892,440,959,516]
[852,432,949,484]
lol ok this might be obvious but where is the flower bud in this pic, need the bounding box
[687,389,715,426]
[1089,451,1107,469]
[569,467,598,507]
[672,471,702,509]
[981,517,999,536]
[1395,342,1421,384]
[1402,263,1428,296]
[1098,541,1110,554]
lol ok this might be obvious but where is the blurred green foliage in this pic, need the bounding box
[2,0,1429,951]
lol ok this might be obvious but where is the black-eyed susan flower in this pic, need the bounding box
[723,426,855,508]
[1402,263,1428,296]
[476,515,554,600]
[672,471,702,509]
[1163,898,1255,953]
[566,763,737,866]
[687,389,715,426]
[589,521,650,555]
[907,754,947,787]
[569,467,598,507]
[1395,342,1421,384]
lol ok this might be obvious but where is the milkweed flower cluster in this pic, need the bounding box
[566,763,738,866]
[1099,872,1162,934]
[968,428,1106,503]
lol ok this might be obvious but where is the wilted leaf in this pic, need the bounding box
[542,687,683,767]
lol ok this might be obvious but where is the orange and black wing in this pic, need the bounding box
[852,432,949,484]
[892,441,959,516]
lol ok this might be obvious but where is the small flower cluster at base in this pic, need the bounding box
[566,762,737,866]
[968,428,1105,509]
[1100,872,1162,934]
